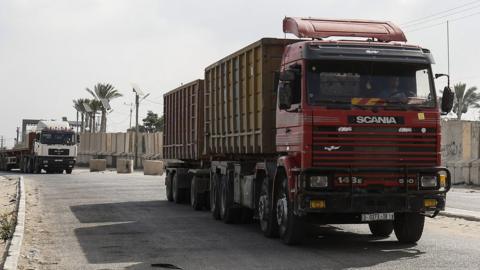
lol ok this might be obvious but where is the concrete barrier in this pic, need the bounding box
[117,159,133,173]
[89,159,106,172]
[143,160,164,176]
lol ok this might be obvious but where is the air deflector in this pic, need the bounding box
[283,17,407,42]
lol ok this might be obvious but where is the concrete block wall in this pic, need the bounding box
[78,132,163,168]
[441,120,480,185]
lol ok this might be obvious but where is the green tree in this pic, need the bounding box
[452,83,480,120]
[142,111,164,132]
[86,83,122,132]
[84,99,102,133]
[72,98,90,132]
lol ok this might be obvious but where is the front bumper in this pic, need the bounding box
[294,166,451,215]
[39,156,76,169]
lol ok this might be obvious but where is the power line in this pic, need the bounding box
[401,0,480,26]
[406,10,480,33]
[403,4,480,29]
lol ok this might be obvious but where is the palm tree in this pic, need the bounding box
[452,83,480,120]
[73,98,89,132]
[86,83,122,132]
[87,99,102,133]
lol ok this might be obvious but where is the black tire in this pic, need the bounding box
[26,158,32,173]
[19,158,25,173]
[210,173,221,220]
[277,169,304,245]
[369,221,394,237]
[191,176,203,211]
[220,172,238,224]
[172,173,184,203]
[33,159,41,174]
[258,176,278,238]
[393,212,425,243]
[65,168,72,174]
[165,173,174,202]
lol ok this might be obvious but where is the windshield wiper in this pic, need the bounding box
[383,99,423,111]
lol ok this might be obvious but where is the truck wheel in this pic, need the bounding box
[165,173,174,202]
[19,158,25,173]
[33,160,41,174]
[26,158,32,173]
[66,168,73,174]
[369,221,393,237]
[393,212,425,243]
[220,172,238,224]
[258,177,278,238]
[210,173,221,220]
[191,176,203,210]
[172,173,183,203]
[277,170,304,245]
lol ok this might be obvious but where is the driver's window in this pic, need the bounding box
[290,68,301,104]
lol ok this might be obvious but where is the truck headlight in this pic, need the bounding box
[309,176,328,188]
[420,175,437,188]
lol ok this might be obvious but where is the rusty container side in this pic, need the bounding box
[163,79,204,160]
[204,38,293,156]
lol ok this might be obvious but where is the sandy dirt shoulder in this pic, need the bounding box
[0,176,19,267]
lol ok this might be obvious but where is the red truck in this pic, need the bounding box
[162,17,454,245]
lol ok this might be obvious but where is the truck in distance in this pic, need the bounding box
[0,120,77,174]
[162,17,454,245]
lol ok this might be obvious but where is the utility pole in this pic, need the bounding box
[0,136,4,149]
[135,93,139,169]
[16,127,19,145]
[124,102,134,129]
[447,20,450,78]
[132,85,150,169]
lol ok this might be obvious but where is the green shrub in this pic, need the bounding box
[0,212,16,241]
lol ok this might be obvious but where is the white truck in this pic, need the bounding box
[0,120,77,174]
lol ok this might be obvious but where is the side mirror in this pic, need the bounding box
[278,82,293,110]
[441,86,454,114]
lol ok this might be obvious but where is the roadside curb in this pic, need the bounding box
[3,176,26,270]
[439,207,480,222]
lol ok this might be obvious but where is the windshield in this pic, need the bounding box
[41,132,75,145]
[307,61,436,107]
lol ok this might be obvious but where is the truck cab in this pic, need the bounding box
[271,18,453,243]
[21,120,77,174]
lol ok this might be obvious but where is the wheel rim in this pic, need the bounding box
[258,194,268,231]
[220,179,227,217]
[172,176,177,200]
[211,176,217,213]
[276,195,288,235]
[191,178,196,206]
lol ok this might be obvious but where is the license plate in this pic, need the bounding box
[361,212,394,222]
[55,159,63,162]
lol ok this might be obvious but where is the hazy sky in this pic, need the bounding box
[1,0,479,147]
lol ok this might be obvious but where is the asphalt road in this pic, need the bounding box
[447,187,480,212]
[2,169,480,270]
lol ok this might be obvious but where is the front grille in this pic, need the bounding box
[48,149,69,156]
[312,126,437,167]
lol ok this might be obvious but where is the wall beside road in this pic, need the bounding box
[77,132,163,168]
[441,120,480,185]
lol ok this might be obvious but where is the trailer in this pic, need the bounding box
[0,120,77,174]
[162,18,454,245]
